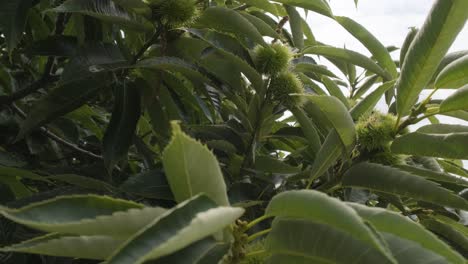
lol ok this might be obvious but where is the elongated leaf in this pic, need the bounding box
[289,106,321,154]
[162,122,229,206]
[120,170,173,200]
[17,75,112,139]
[400,27,418,67]
[435,54,468,89]
[103,81,141,171]
[0,233,121,260]
[48,174,117,192]
[294,63,337,78]
[0,195,155,235]
[417,124,468,134]
[49,0,152,31]
[429,50,468,88]
[60,42,127,85]
[254,155,301,174]
[348,203,465,264]
[308,129,343,182]
[0,0,34,52]
[350,81,395,119]
[0,165,49,183]
[335,16,397,78]
[303,95,355,149]
[29,35,78,57]
[238,0,279,16]
[106,195,244,264]
[439,84,468,112]
[135,56,211,85]
[151,238,229,264]
[342,162,468,210]
[265,190,394,259]
[320,76,350,108]
[303,46,392,80]
[240,12,279,38]
[395,0,468,115]
[284,5,304,49]
[266,218,395,264]
[272,0,332,17]
[391,132,468,159]
[395,165,468,187]
[381,233,448,264]
[195,7,266,46]
[421,217,468,254]
[353,75,379,99]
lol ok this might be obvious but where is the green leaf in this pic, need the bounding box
[289,106,321,154]
[237,0,280,16]
[0,0,34,52]
[293,62,338,78]
[335,16,398,78]
[162,122,229,206]
[391,132,468,159]
[49,0,152,31]
[65,104,104,139]
[272,0,332,17]
[103,81,141,171]
[29,35,78,57]
[106,195,244,264]
[381,233,449,264]
[60,43,127,85]
[239,12,279,38]
[395,165,468,187]
[303,95,356,150]
[399,27,418,67]
[195,7,266,46]
[0,233,121,260]
[435,54,468,89]
[0,195,166,237]
[254,155,301,174]
[48,174,117,192]
[303,45,392,80]
[439,84,468,112]
[284,5,304,49]
[150,238,230,264]
[348,203,465,264]
[353,75,379,99]
[429,50,468,88]
[395,0,468,116]
[350,80,396,120]
[342,162,468,210]
[0,165,50,183]
[308,129,343,182]
[265,190,394,259]
[17,75,112,139]
[135,56,211,86]
[420,217,468,255]
[265,218,395,264]
[417,124,468,134]
[120,170,173,200]
[320,76,350,108]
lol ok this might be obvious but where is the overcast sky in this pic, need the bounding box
[306,0,468,55]
[304,0,467,166]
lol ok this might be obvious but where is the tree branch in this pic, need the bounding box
[11,104,103,160]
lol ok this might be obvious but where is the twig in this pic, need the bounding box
[11,104,103,160]
[272,16,289,44]
[131,26,163,64]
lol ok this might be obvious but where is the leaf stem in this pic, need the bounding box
[247,228,271,242]
[245,215,271,231]
[245,250,266,258]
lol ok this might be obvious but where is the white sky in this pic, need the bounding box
[306,0,468,55]
[303,1,468,166]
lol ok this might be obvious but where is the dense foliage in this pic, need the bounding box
[0,0,467,263]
